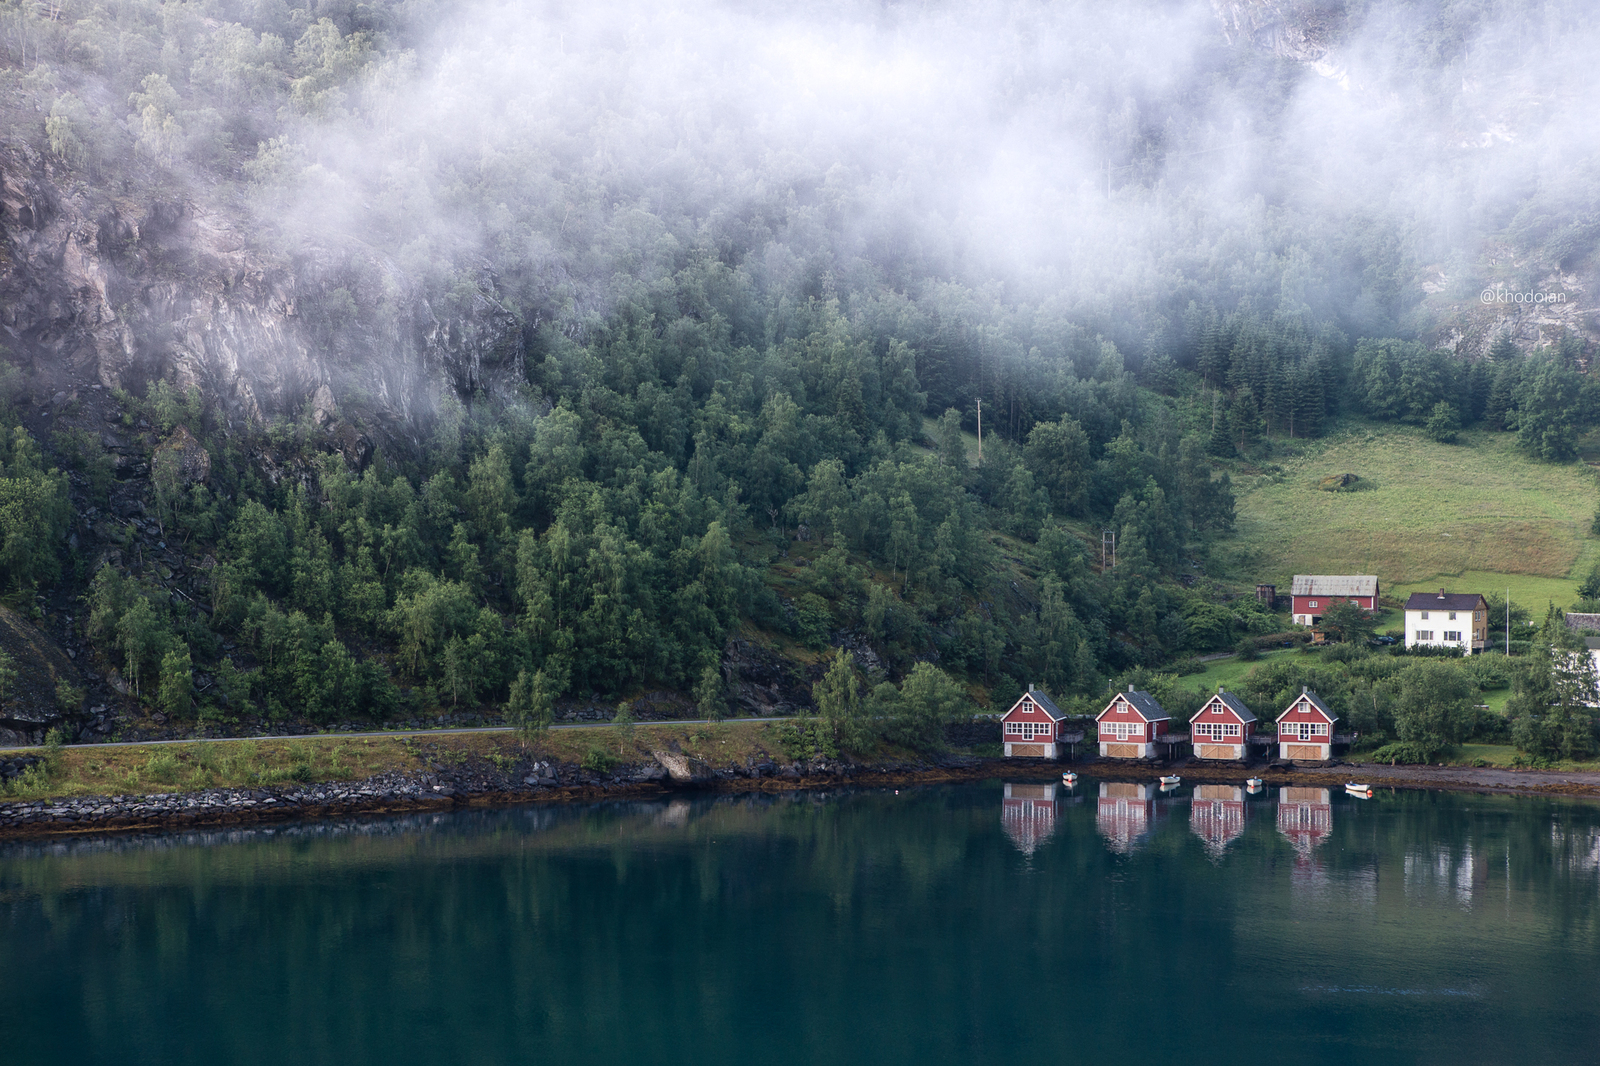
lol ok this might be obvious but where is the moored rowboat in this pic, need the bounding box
[1245,777,1264,789]
[1159,775,1181,786]
[1345,782,1373,797]
[1062,772,1078,786]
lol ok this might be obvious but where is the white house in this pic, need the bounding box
[1403,590,1488,654]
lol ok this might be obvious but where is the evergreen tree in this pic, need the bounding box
[1206,396,1234,457]
[1228,389,1262,454]
[1425,400,1461,443]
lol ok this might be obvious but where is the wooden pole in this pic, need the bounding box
[976,398,983,462]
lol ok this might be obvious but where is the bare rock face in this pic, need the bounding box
[0,142,524,439]
[155,425,211,485]
[1209,0,1345,64]
[0,604,86,745]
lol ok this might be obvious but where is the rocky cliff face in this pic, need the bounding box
[1210,0,1345,62]
[0,141,524,438]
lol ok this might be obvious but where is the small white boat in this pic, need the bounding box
[1159,775,1181,786]
[1345,782,1373,797]
[1061,772,1078,787]
[1245,777,1264,789]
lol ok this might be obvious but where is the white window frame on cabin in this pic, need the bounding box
[1444,630,1461,642]
[1416,630,1433,641]
[1421,611,1429,619]
[1224,723,1241,737]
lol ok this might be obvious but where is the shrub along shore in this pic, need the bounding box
[4,722,1600,840]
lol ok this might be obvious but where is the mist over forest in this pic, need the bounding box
[2,0,1599,752]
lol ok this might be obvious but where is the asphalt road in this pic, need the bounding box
[0,717,797,752]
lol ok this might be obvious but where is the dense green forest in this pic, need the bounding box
[2,0,1600,760]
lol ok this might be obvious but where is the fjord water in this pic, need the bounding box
[3,783,1598,1066]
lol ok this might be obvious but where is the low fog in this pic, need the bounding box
[252,0,1600,340]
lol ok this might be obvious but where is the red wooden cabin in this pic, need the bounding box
[1276,687,1337,761]
[1094,688,1170,759]
[1188,687,1256,761]
[1001,686,1069,759]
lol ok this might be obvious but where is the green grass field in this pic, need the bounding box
[1388,572,1584,613]
[1218,422,1600,592]
[1177,649,1298,695]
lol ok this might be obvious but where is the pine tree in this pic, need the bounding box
[1488,333,1520,363]
[1229,389,1262,453]
[1206,396,1234,457]
[1197,316,1227,387]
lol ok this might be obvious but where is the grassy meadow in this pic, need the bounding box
[0,722,817,803]
[1219,423,1600,592]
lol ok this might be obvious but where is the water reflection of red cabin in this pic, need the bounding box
[1096,782,1157,854]
[1189,784,1246,858]
[1276,786,1332,872]
[1001,783,1060,855]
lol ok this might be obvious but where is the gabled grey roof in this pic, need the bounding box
[1190,689,1256,725]
[1292,575,1379,597]
[1277,688,1336,722]
[1004,688,1066,721]
[1565,613,1600,633]
[1403,591,1486,612]
[1097,689,1169,723]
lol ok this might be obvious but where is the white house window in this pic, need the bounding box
[1225,723,1241,737]
[1309,600,1319,608]
[1006,722,1024,735]
[1212,707,1223,713]
[1103,721,1143,740]
[1444,630,1461,641]
[1420,611,1429,619]
[1416,630,1434,641]
[1449,611,1457,620]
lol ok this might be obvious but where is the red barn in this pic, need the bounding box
[1276,687,1337,761]
[1001,686,1069,758]
[1190,784,1246,858]
[1096,782,1156,854]
[1095,688,1170,759]
[1188,687,1256,761]
[1001,782,1059,855]
[1291,575,1379,627]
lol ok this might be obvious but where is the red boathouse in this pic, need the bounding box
[1001,685,1071,759]
[1189,687,1256,761]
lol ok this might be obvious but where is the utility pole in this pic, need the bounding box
[1102,530,1116,572]
[1506,587,1510,655]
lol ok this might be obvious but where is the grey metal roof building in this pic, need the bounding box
[1292,575,1380,598]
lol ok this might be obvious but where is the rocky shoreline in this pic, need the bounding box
[4,752,1600,839]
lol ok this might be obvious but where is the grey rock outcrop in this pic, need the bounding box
[0,142,524,439]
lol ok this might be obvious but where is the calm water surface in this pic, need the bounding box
[3,779,1598,1065]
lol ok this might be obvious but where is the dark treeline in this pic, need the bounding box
[3,0,1600,741]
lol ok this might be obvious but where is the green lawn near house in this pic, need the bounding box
[1388,571,1586,613]
[1176,648,1299,694]
[1217,423,1600,588]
